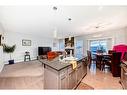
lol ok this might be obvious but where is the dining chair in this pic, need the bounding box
[96,54,103,70]
[108,50,116,54]
[122,52,127,61]
[111,52,122,77]
[96,50,105,70]
[102,50,116,71]
[87,50,96,68]
[102,50,116,62]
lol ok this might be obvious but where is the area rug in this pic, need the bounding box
[76,82,94,90]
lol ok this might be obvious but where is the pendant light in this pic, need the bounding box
[53,28,57,48]
[69,36,71,41]
[53,27,58,39]
[68,17,72,41]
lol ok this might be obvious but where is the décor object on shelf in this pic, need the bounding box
[3,44,16,64]
[22,39,31,46]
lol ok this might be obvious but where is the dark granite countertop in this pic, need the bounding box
[39,58,71,71]
[39,57,86,71]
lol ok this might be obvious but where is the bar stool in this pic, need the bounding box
[24,52,31,61]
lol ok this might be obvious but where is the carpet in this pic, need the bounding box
[76,82,94,90]
[0,60,43,77]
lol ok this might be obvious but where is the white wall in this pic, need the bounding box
[125,28,127,42]
[0,46,4,72]
[0,25,4,72]
[114,28,127,45]
[66,27,127,56]
[83,27,127,56]
[3,31,58,64]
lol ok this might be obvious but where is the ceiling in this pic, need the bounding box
[0,6,127,39]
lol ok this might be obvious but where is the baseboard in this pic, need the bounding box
[4,57,37,64]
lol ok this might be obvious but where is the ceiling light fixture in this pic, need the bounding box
[68,17,72,40]
[69,36,71,41]
[68,18,72,21]
[53,28,57,38]
[53,6,57,10]
[95,26,99,29]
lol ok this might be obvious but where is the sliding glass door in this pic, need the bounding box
[89,39,108,54]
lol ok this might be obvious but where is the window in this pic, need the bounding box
[75,40,84,59]
[90,39,108,54]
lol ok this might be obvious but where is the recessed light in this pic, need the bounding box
[68,18,72,21]
[95,26,99,28]
[53,6,57,10]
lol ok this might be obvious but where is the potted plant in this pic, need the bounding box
[2,44,16,64]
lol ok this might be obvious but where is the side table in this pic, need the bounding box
[24,55,31,61]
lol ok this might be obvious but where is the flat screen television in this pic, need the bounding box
[38,47,51,55]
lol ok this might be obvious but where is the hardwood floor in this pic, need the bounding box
[81,63,123,89]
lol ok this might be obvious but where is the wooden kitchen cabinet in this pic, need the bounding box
[68,67,77,89]
[120,63,127,89]
[60,74,68,89]
[76,62,82,83]
[41,58,87,89]
[82,59,87,77]
[44,66,59,89]
[59,68,68,89]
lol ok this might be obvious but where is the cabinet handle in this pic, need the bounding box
[124,73,127,76]
[61,77,66,80]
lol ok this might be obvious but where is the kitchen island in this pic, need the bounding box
[39,57,87,89]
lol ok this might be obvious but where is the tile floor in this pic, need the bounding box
[82,63,123,89]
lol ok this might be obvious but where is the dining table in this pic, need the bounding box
[92,53,112,70]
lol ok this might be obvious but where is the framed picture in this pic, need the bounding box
[22,39,31,46]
